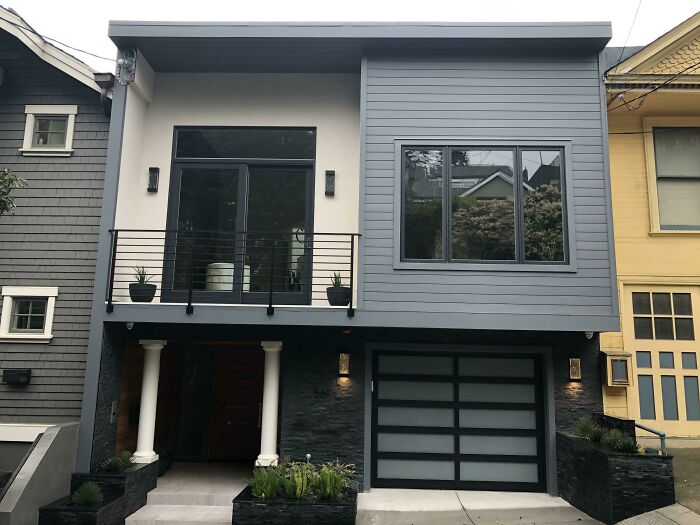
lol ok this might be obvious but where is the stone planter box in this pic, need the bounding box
[557,432,675,524]
[232,486,357,525]
[38,494,126,525]
[71,462,157,516]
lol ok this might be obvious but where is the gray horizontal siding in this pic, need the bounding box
[360,52,616,330]
[0,31,109,423]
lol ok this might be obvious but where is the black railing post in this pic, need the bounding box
[106,230,118,313]
[186,232,194,315]
[267,238,276,316]
[347,234,355,318]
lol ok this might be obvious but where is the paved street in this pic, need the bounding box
[670,448,700,514]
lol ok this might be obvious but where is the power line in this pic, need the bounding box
[0,14,115,62]
[607,59,700,112]
[610,0,643,77]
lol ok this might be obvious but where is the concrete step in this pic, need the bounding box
[125,504,232,525]
[147,490,234,506]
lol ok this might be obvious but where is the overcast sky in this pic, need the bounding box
[8,0,700,70]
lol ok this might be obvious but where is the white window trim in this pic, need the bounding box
[0,286,58,343]
[20,105,77,157]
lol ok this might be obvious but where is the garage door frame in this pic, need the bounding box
[370,346,549,492]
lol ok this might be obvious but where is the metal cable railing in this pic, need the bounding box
[105,229,360,317]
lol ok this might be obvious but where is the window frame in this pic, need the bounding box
[0,287,58,343]
[20,105,77,157]
[395,138,576,272]
[643,118,700,234]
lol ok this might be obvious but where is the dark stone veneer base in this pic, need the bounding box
[38,495,125,525]
[232,486,357,525]
[557,432,675,524]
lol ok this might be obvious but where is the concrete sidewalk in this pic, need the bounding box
[616,504,700,525]
[356,489,602,525]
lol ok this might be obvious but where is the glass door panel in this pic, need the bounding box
[243,166,310,303]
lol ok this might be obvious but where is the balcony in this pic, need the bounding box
[106,229,359,317]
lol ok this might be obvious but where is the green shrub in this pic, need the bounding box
[601,429,640,454]
[314,461,354,500]
[615,435,641,454]
[71,482,104,507]
[101,450,134,472]
[282,462,316,500]
[251,466,282,500]
[576,416,601,441]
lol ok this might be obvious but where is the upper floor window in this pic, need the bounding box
[401,145,567,263]
[653,127,700,230]
[0,286,58,343]
[20,105,77,157]
[632,291,694,340]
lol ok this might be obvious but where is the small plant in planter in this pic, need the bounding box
[326,272,351,307]
[100,450,135,472]
[129,267,156,303]
[71,482,104,507]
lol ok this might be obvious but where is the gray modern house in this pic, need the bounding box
[76,19,617,516]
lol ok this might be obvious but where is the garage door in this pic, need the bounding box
[371,351,546,491]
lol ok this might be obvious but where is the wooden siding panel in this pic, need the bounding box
[0,32,109,423]
[361,53,615,327]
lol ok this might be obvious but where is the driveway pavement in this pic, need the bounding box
[670,448,700,514]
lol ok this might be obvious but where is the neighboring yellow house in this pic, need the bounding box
[602,12,700,438]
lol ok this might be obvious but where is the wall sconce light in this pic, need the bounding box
[325,170,335,196]
[569,357,582,381]
[147,167,159,193]
[338,353,350,377]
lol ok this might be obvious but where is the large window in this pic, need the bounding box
[632,291,694,340]
[653,127,700,230]
[402,145,566,263]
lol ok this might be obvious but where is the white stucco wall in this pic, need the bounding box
[114,72,361,234]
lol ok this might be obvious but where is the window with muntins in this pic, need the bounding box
[653,127,700,230]
[401,146,566,264]
[33,116,68,148]
[10,298,47,332]
[632,292,694,340]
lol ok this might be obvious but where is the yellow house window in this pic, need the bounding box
[631,291,694,340]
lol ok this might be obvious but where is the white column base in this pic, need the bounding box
[255,454,279,467]
[132,452,159,464]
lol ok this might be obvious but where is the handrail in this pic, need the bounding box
[635,422,667,455]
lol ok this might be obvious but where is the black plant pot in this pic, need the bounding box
[327,286,351,306]
[129,283,156,303]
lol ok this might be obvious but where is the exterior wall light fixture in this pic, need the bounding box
[147,167,159,193]
[338,353,350,377]
[569,357,582,381]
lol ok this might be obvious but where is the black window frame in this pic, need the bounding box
[400,145,568,265]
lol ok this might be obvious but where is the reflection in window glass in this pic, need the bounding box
[659,352,674,369]
[636,351,652,368]
[673,293,693,315]
[661,376,679,420]
[684,377,700,421]
[403,149,444,260]
[634,317,653,339]
[653,128,700,229]
[682,352,698,370]
[521,150,565,262]
[176,128,316,159]
[638,375,656,419]
[632,292,651,314]
[654,317,674,340]
[611,359,628,383]
[653,293,672,315]
[675,318,695,341]
[450,149,516,261]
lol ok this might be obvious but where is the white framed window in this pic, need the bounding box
[0,287,58,343]
[20,105,77,156]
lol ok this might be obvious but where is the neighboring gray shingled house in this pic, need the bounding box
[0,6,110,450]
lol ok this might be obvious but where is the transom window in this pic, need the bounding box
[401,145,567,264]
[10,298,47,332]
[33,116,68,147]
[653,127,700,230]
[632,292,694,340]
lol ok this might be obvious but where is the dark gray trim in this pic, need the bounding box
[543,349,557,495]
[75,80,128,472]
[357,54,368,310]
[363,345,372,492]
[393,138,578,272]
[597,51,620,318]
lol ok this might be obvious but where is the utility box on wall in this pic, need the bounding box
[2,368,32,386]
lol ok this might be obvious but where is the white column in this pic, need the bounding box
[256,340,282,466]
[133,340,167,464]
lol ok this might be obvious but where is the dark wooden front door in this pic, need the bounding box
[208,350,265,462]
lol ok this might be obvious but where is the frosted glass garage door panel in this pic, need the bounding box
[459,383,535,403]
[460,409,537,429]
[378,433,454,454]
[379,381,453,401]
[460,462,538,483]
[377,460,454,480]
[460,435,537,456]
[378,407,454,427]
[459,358,534,378]
[378,355,453,375]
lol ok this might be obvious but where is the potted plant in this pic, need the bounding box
[326,272,351,307]
[233,459,357,525]
[39,482,126,525]
[129,267,156,303]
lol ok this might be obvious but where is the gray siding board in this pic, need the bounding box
[361,52,616,330]
[0,31,108,423]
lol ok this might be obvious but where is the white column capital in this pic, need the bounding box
[139,339,167,352]
[261,340,282,353]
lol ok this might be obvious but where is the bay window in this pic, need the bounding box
[402,144,567,264]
